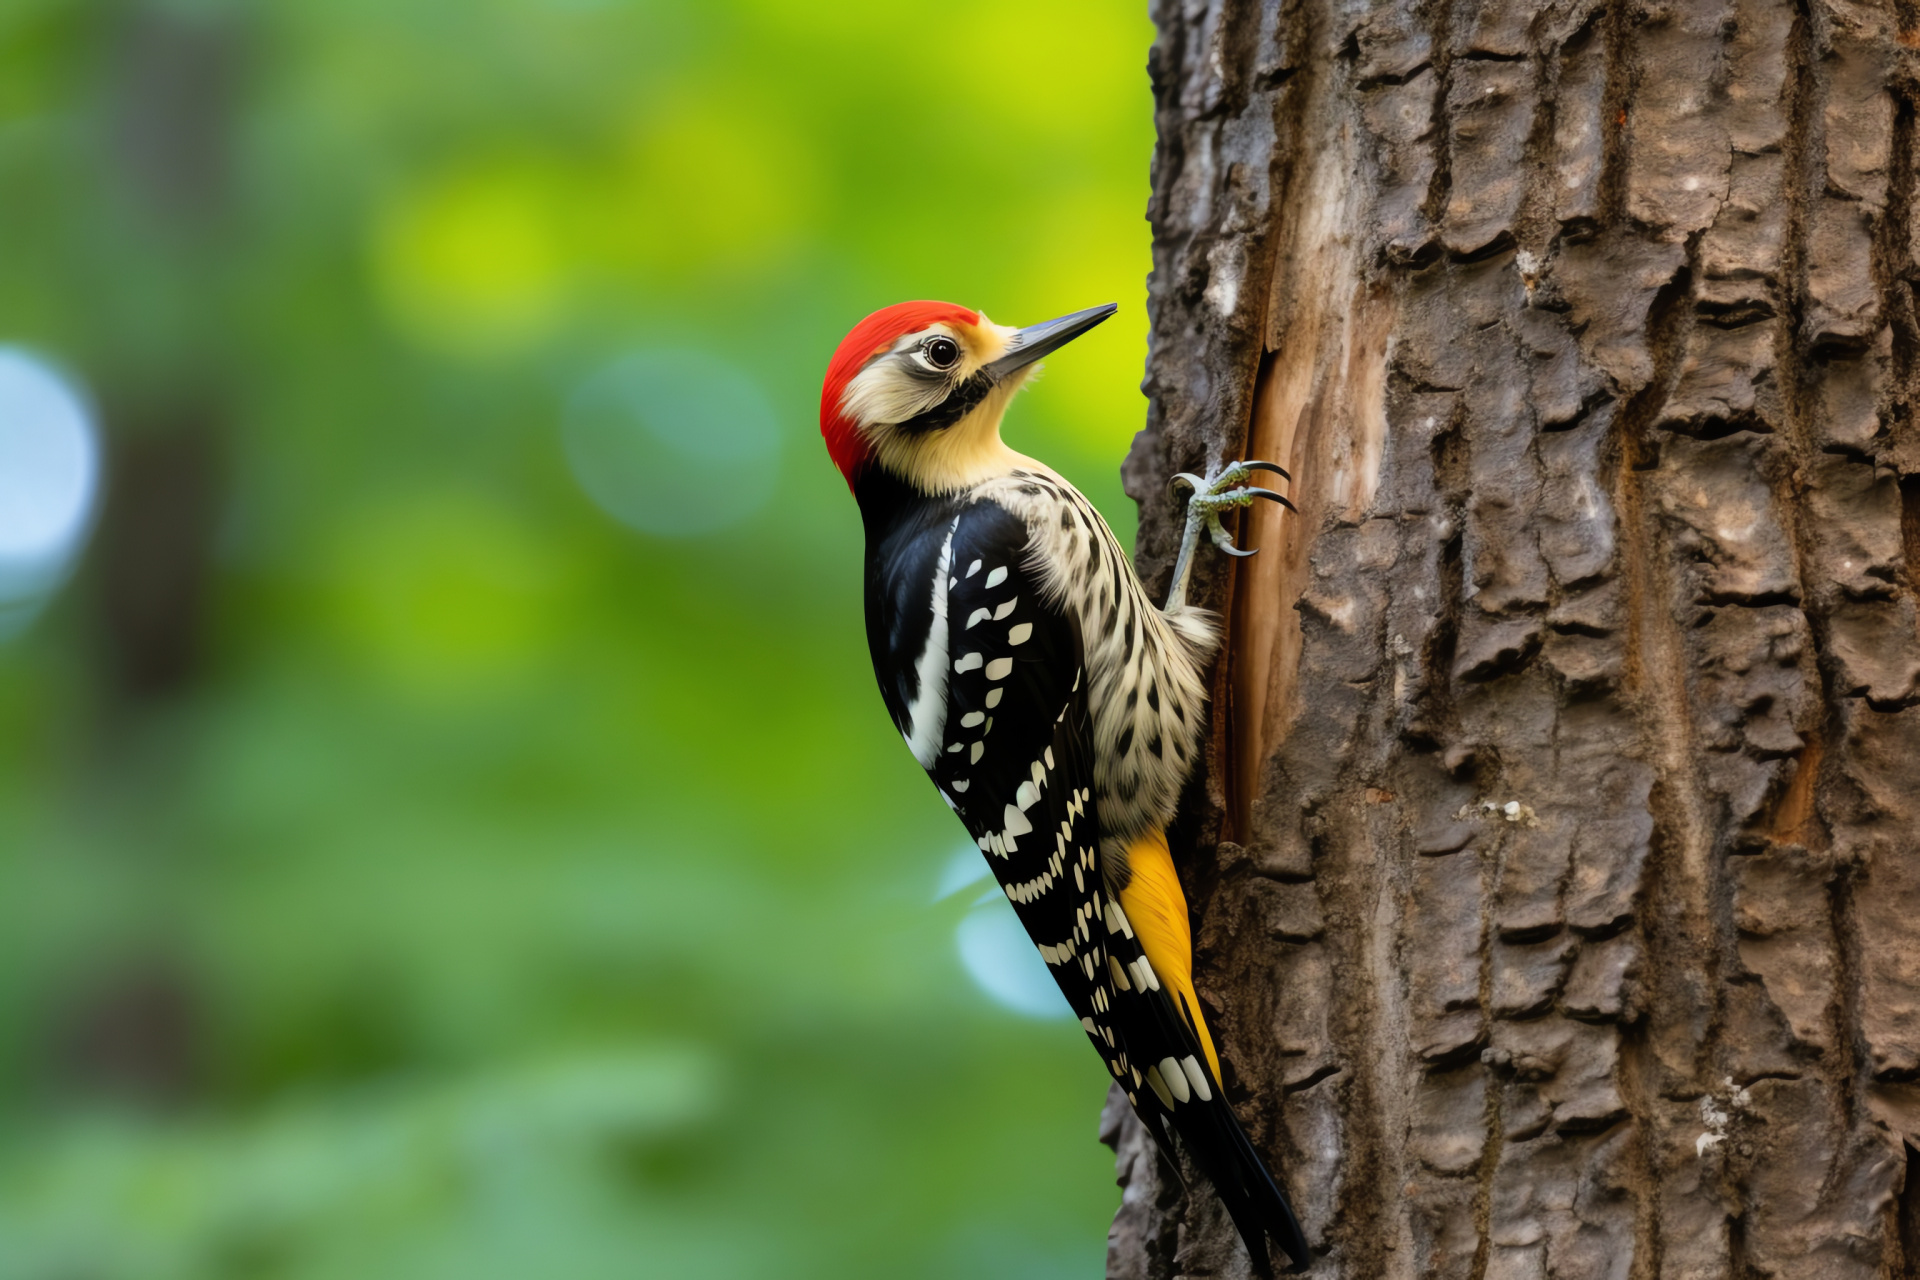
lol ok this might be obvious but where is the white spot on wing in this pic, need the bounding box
[1008,623,1033,646]
[1180,1055,1212,1102]
[1132,956,1161,991]
[1014,781,1039,810]
[970,742,984,764]
[966,559,982,577]
[985,658,1013,680]
[985,688,1003,708]
[993,598,1017,620]
[1145,1065,1175,1109]
[985,566,1008,588]
[960,711,985,728]
[1158,1056,1191,1104]
[1003,805,1033,837]
[954,652,983,673]
[965,608,990,629]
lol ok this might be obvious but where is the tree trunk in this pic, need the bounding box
[1109,1,1920,1276]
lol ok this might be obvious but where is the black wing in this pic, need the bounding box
[926,501,1132,1070]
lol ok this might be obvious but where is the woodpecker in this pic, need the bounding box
[820,300,1307,1272]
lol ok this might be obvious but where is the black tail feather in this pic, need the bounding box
[1172,1083,1310,1274]
[1100,911,1308,1269]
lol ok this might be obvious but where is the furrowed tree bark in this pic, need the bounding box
[1108,1,1920,1276]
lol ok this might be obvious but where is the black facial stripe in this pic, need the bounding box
[896,371,996,435]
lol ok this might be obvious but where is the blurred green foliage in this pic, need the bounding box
[0,0,1160,1276]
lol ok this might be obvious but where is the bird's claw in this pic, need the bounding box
[1163,460,1295,609]
[1210,515,1258,556]
[1176,460,1295,555]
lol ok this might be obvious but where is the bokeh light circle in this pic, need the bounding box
[0,347,100,637]
[956,899,1073,1021]
[563,349,782,537]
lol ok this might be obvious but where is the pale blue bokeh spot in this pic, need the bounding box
[956,897,1073,1021]
[0,347,100,639]
[934,845,992,901]
[563,349,782,538]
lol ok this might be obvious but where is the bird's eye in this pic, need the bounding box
[923,336,961,370]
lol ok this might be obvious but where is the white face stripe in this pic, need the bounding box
[901,520,957,768]
[837,316,1038,494]
[838,328,960,430]
[838,319,1015,429]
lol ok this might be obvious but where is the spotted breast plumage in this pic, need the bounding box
[824,299,1306,1273]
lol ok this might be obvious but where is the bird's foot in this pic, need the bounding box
[1169,461,1294,558]
[1163,461,1294,611]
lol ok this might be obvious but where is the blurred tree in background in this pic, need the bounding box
[0,1,1160,1276]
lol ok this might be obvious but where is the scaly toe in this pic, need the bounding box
[1199,460,1291,497]
[1202,464,1252,496]
[1187,486,1297,515]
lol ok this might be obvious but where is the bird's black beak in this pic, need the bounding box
[984,303,1118,378]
